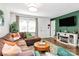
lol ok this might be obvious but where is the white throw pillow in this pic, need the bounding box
[2,43,22,56]
[12,37,20,41]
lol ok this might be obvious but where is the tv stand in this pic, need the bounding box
[57,32,78,46]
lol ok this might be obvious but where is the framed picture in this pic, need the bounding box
[0,10,4,26]
[0,16,4,26]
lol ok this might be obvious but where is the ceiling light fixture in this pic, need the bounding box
[25,3,41,12]
[28,6,38,12]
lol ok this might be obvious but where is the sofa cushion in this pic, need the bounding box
[16,40,27,46]
[17,50,34,56]
[19,32,26,39]
[57,47,74,56]
[2,43,22,56]
[16,40,28,51]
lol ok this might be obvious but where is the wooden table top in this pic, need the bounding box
[34,42,50,48]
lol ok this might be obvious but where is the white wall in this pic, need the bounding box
[10,13,16,24]
[0,4,10,38]
[50,20,56,37]
[38,17,50,38]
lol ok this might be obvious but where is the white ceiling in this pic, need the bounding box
[3,3,79,18]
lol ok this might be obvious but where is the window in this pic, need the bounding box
[19,17,36,32]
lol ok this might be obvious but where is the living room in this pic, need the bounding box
[0,3,79,56]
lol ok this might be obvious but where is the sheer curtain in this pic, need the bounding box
[19,17,36,35]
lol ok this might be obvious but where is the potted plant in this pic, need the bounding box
[9,22,18,33]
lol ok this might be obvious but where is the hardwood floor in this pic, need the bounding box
[46,38,79,55]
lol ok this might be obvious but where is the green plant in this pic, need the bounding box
[9,22,18,33]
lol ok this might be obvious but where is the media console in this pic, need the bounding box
[57,32,78,46]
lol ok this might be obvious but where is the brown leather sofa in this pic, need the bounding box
[0,32,41,56]
[19,32,41,46]
[0,39,5,56]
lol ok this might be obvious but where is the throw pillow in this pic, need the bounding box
[4,33,20,42]
[10,32,20,41]
[26,33,32,38]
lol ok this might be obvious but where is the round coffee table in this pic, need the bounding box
[34,42,50,52]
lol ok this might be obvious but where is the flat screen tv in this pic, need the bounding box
[59,16,76,26]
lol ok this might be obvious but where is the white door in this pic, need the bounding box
[38,18,50,38]
[51,20,55,37]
